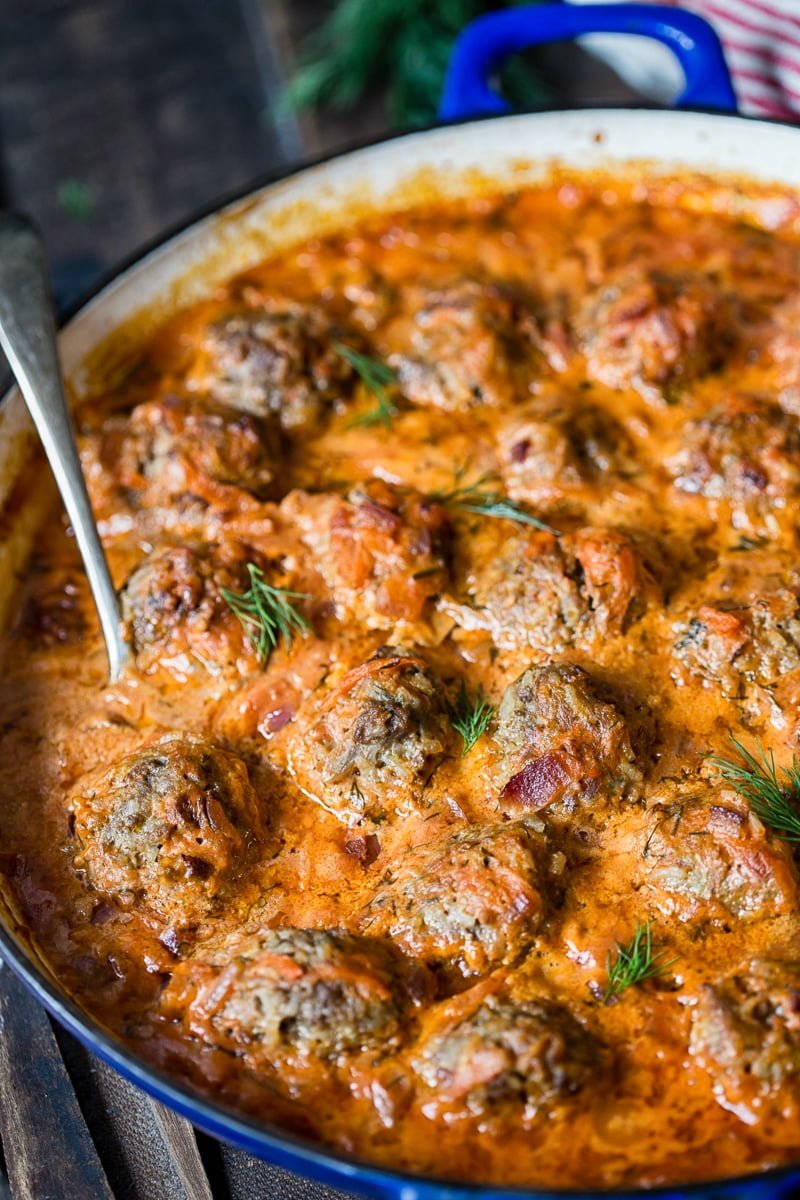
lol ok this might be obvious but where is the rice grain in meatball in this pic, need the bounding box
[357,820,555,979]
[411,981,602,1126]
[494,663,641,814]
[161,926,425,1063]
[70,734,266,928]
[287,648,451,824]
[121,543,269,677]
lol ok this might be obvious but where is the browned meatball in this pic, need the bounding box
[668,395,800,528]
[750,290,800,401]
[357,820,555,980]
[194,299,357,432]
[496,397,634,512]
[287,648,451,824]
[631,783,800,925]
[19,565,88,648]
[493,664,641,814]
[80,395,279,529]
[411,980,602,1126]
[70,735,266,928]
[674,593,800,695]
[161,927,424,1063]
[671,551,800,717]
[690,959,800,1116]
[382,279,539,412]
[442,529,582,654]
[576,269,732,402]
[570,527,661,637]
[443,527,658,652]
[120,542,266,677]
[284,480,451,635]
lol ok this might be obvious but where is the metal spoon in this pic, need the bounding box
[0,213,128,681]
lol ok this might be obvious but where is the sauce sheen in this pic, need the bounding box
[2,177,800,1189]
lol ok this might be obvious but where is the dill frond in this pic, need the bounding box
[604,920,676,1002]
[431,464,557,533]
[708,736,800,842]
[220,564,312,665]
[334,341,398,429]
[449,681,495,757]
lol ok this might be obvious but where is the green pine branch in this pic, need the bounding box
[284,0,551,130]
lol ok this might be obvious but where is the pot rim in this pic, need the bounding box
[3,103,800,1199]
[52,101,800,326]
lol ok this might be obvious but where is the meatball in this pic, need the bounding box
[632,783,800,925]
[576,269,732,402]
[70,734,266,928]
[382,279,538,412]
[443,527,657,652]
[411,981,601,1125]
[194,298,357,432]
[668,395,800,527]
[496,397,634,511]
[570,527,660,637]
[357,820,554,979]
[493,664,641,813]
[120,542,267,677]
[161,927,421,1063]
[690,959,800,1115]
[20,566,88,647]
[284,480,451,634]
[752,290,800,401]
[674,592,800,695]
[287,648,450,824]
[80,395,279,528]
[443,530,582,654]
[672,550,800,706]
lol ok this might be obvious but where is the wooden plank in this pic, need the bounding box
[147,1101,213,1200]
[0,960,113,1200]
[237,0,307,165]
[0,0,295,307]
[217,1145,354,1200]
[55,1029,217,1200]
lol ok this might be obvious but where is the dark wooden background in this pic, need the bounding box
[0,3,634,1195]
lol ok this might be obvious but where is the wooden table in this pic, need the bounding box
[0,4,636,1193]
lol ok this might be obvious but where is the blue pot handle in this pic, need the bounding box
[439,2,737,120]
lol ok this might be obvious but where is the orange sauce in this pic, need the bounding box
[1,178,800,1188]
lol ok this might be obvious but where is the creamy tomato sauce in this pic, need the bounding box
[3,176,800,1189]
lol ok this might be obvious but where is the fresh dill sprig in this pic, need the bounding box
[449,681,495,757]
[604,920,676,1002]
[431,464,557,534]
[220,564,312,664]
[708,736,800,842]
[334,341,398,429]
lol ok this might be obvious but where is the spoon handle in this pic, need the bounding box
[0,213,127,681]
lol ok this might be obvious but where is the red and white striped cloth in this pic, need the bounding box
[575,0,800,121]
[682,0,800,120]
